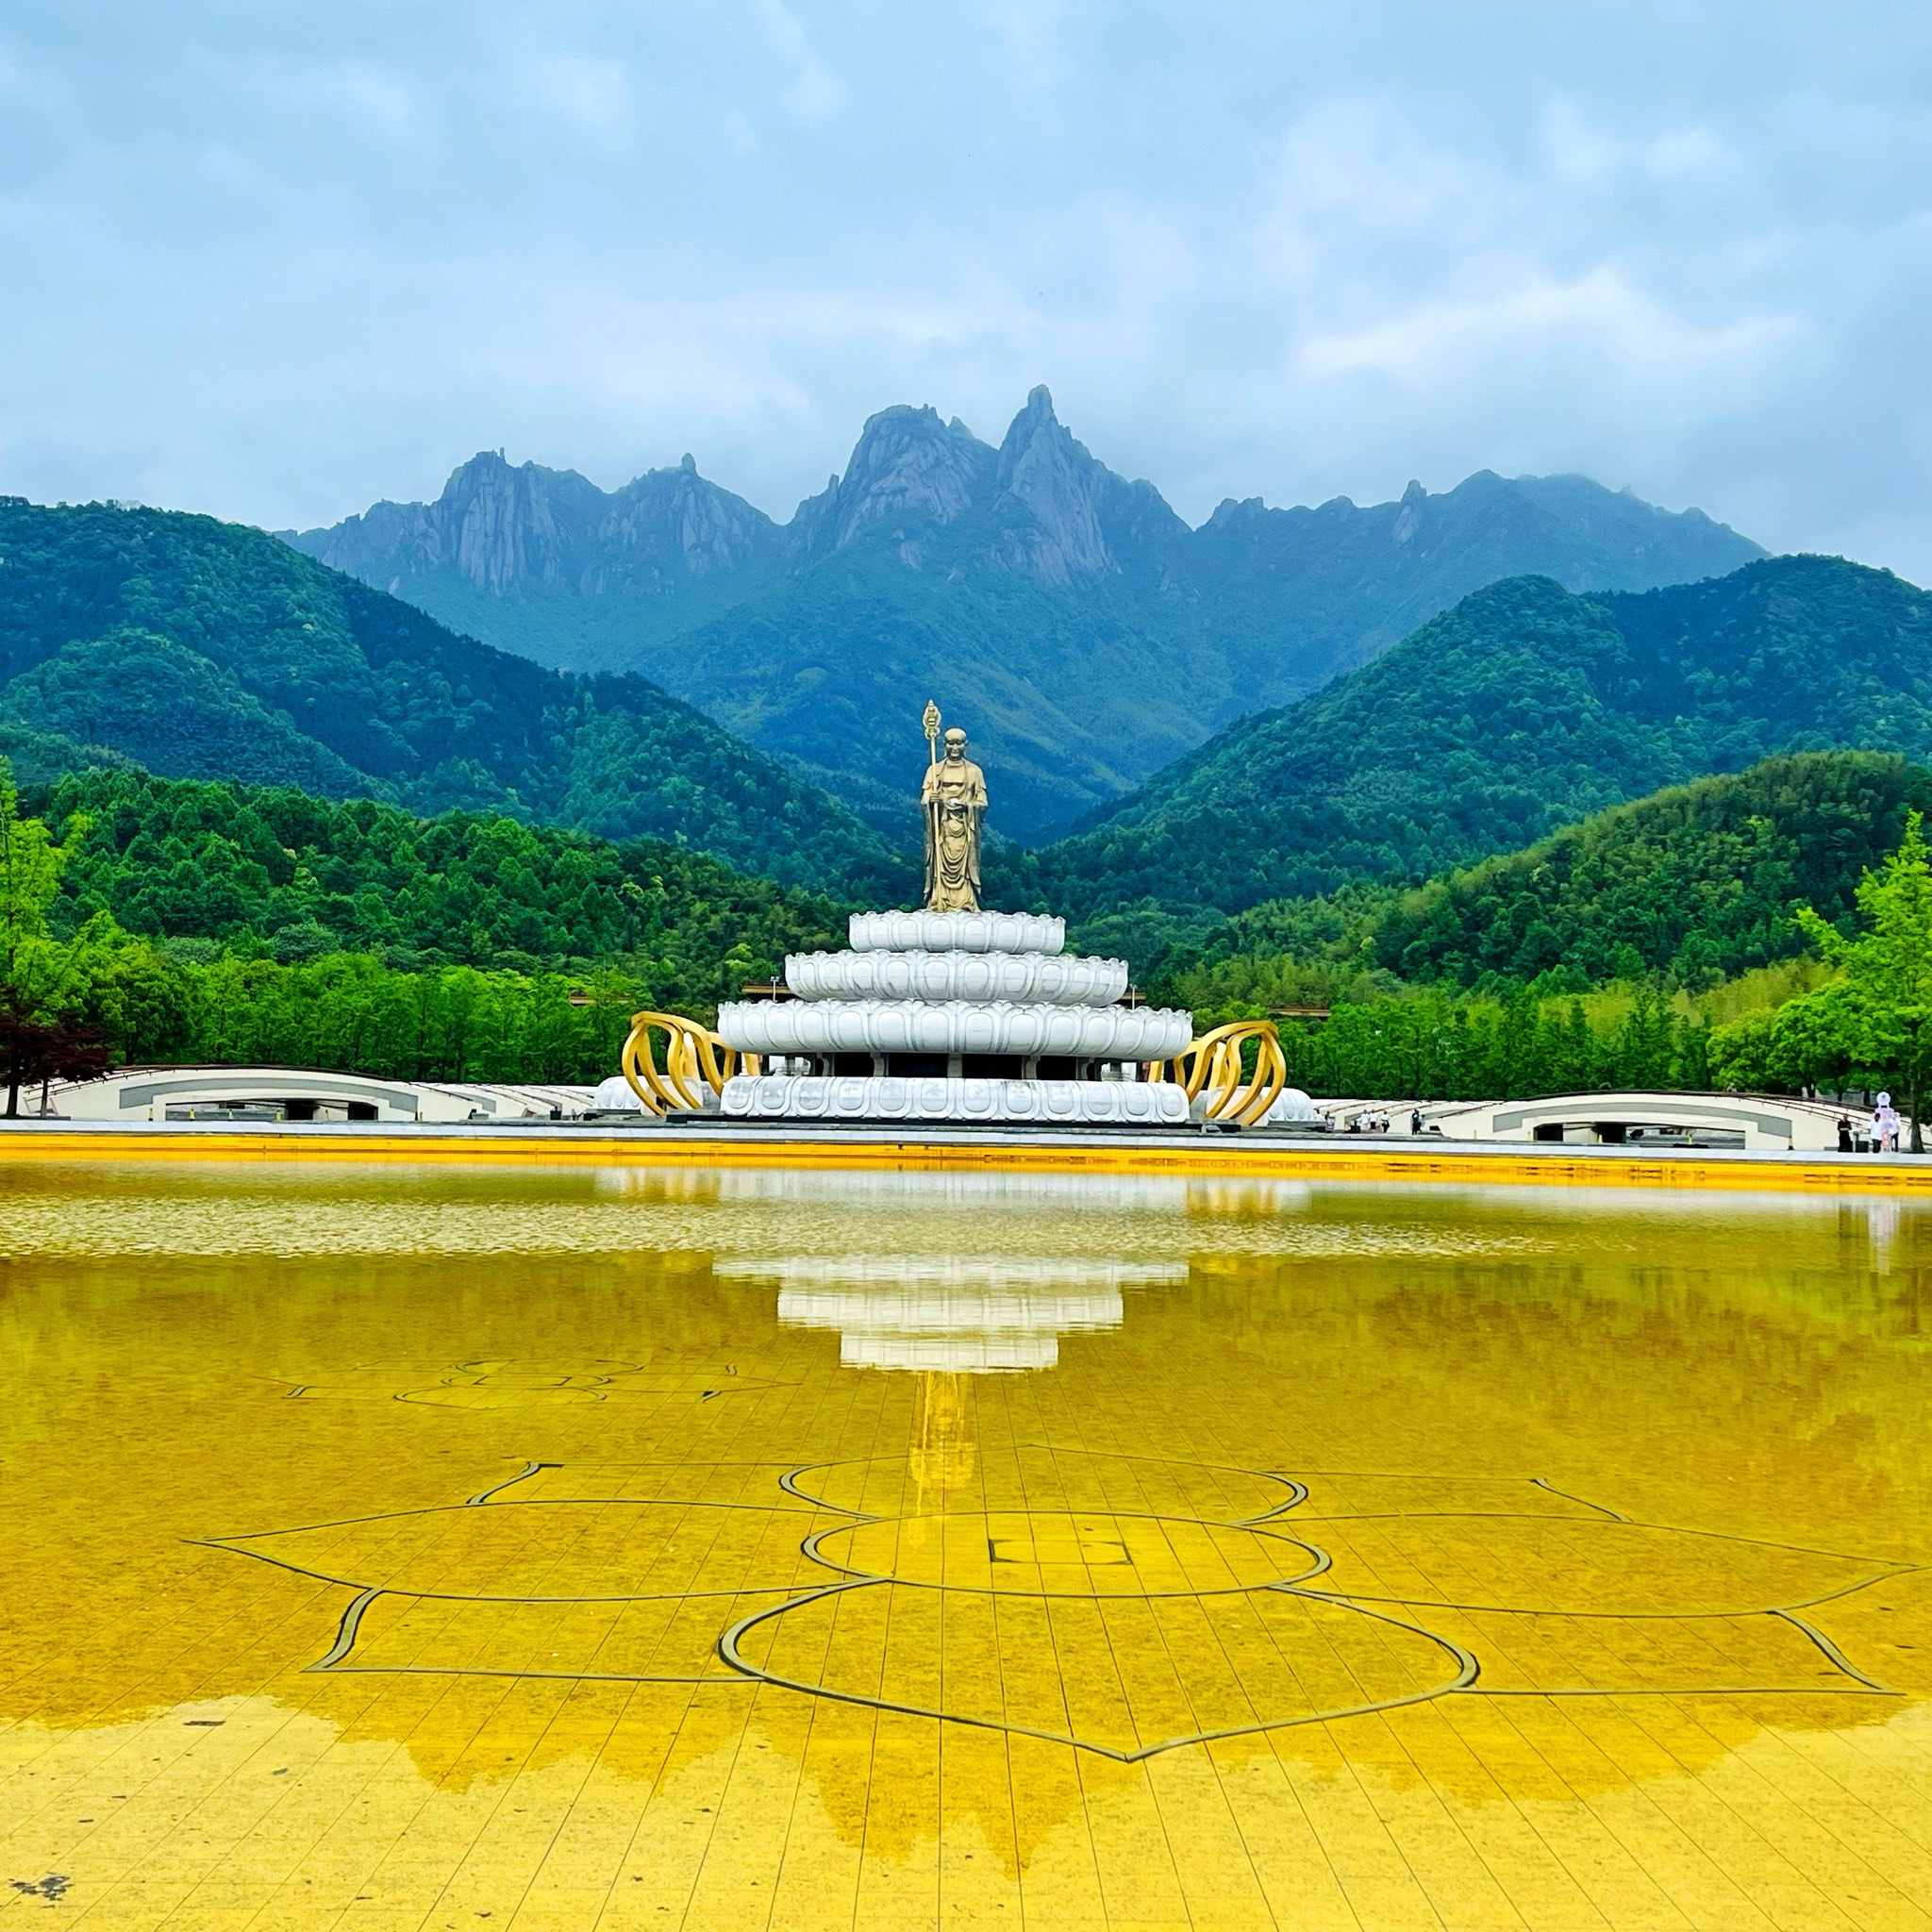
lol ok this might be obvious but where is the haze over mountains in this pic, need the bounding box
[290,389,1764,843]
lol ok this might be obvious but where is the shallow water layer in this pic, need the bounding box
[1,1161,1929,1930]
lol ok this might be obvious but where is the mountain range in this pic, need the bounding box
[289,388,1763,842]
[10,484,1925,980]
[11,465,1932,1035]
[0,497,909,902]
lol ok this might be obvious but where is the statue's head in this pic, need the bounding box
[943,727,967,760]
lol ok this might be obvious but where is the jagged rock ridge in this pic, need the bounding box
[303,451,782,602]
[287,391,1767,844]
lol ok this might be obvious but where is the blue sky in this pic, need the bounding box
[3,2,1928,576]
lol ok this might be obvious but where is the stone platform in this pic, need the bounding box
[716,908,1194,1125]
[720,1073,1188,1126]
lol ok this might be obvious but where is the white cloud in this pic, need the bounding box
[1266,100,1472,234]
[470,278,1047,421]
[1542,102,1734,190]
[1542,101,1624,188]
[991,0,1064,91]
[1645,127,1728,180]
[1302,264,1802,389]
[0,0,1925,578]
[755,0,845,122]
[529,58,630,132]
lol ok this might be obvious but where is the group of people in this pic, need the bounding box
[1347,1108,1428,1135]
[1838,1092,1906,1153]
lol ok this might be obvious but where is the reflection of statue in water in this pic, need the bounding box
[908,1371,975,1502]
[921,712,987,913]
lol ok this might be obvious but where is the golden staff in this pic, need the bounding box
[923,698,941,766]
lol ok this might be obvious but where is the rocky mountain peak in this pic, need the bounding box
[291,449,775,598]
[1003,383,1058,440]
[1206,496,1267,528]
[1393,480,1428,545]
[992,385,1182,587]
[425,454,605,594]
[817,405,996,553]
[290,451,591,596]
[598,462,777,586]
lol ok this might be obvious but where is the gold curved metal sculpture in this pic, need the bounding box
[1151,1019,1289,1129]
[621,1011,757,1116]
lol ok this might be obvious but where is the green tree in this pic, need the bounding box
[0,761,98,1114]
[1709,982,1860,1098]
[1794,809,1932,1150]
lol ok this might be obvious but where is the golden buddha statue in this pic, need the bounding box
[920,714,987,912]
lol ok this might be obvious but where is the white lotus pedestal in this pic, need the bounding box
[715,910,1194,1126]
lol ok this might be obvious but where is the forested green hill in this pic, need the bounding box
[1371,753,1932,989]
[1031,556,1932,922]
[1150,752,1929,1008]
[33,767,843,1013]
[0,497,911,900]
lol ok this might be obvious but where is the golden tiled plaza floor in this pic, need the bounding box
[1,1164,1928,1928]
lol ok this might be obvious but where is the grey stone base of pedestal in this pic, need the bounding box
[720,1074,1190,1127]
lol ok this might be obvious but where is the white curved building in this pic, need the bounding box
[40,1066,596,1124]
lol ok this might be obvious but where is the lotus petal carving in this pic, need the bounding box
[785,948,1128,1007]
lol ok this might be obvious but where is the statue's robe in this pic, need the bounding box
[922,756,987,911]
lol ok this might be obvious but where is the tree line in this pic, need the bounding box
[0,763,845,1110]
[1191,983,1707,1104]
[8,753,1932,1122]
[86,944,649,1089]
[34,767,842,992]
[1706,809,1932,1147]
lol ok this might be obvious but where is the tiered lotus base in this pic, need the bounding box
[715,909,1194,1126]
[720,1074,1189,1126]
